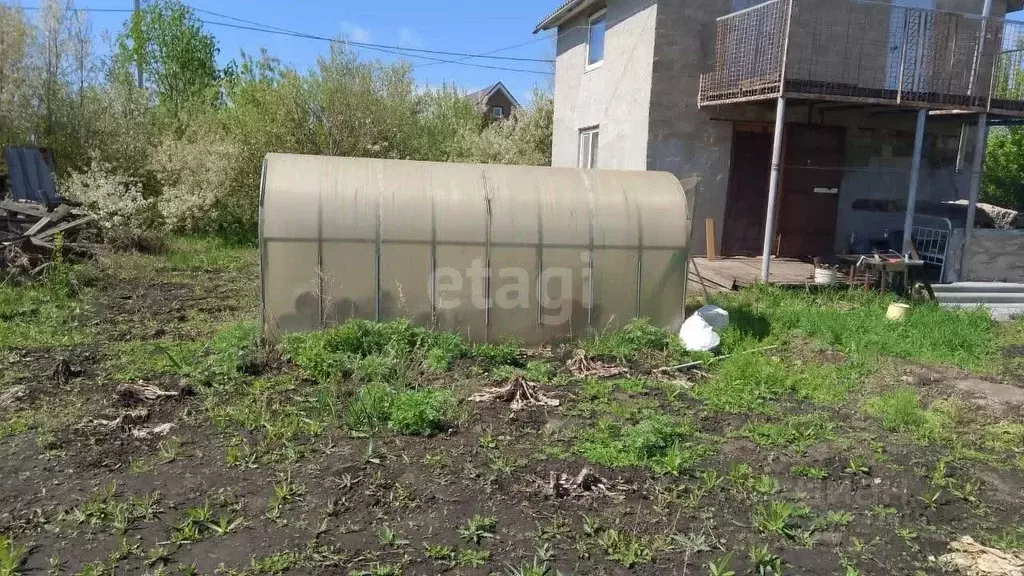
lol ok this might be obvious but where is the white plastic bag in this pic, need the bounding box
[679,314,721,352]
[696,305,730,331]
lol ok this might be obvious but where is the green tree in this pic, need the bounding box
[982,127,1024,212]
[110,0,218,123]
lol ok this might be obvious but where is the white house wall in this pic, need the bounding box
[551,0,658,171]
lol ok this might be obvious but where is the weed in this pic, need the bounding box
[791,465,829,480]
[918,489,943,509]
[478,431,499,449]
[268,474,304,517]
[844,456,870,475]
[387,388,457,436]
[817,511,854,530]
[375,525,409,548]
[989,528,1024,551]
[595,529,654,568]
[204,514,244,536]
[864,389,947,444]
[706,554,736,576]
[534,518,571,541]
[458,515,497,544]
[424,543,456,564]
[423,332,470,373]
[582,515,602,537]
[0,535,27,576]
[575,413,711,473]
[457,548,490,567]
[505,558,559,576]
[752,501,808,539]
[749,545,782,575]
[751,475,782,496]
[896,526,918,543]
[348,384,456,436]
[583,318,671,363]
[869,504,898,518]
[474,340,522,367]
[699,469,725,491]
[739,414,836,453]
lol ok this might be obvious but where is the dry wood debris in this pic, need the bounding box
[939,537,1024,576]
[544,467,621,499]
[567,350,626,378]
[0,385,28,409]
[469,375,559,411]
[115,382,179,405]
[1,199,99,274]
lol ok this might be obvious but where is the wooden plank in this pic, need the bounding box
[705,218,717,261]
[23,204,69,237]
[32,214,95,240]
[0,200,48,218]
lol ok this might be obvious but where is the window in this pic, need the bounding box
[491,106,504,119]
[586,11,606,69]
[578,128,600,169]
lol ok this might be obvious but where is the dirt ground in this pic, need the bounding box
[2,241,1024,576]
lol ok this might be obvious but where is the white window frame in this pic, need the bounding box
[491,106,504,119]
[585,9,607,71]
[578,127,600,169]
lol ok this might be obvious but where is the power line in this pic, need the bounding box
[197,19,553,75]
[186,5,553,64]
[10,4,554,75]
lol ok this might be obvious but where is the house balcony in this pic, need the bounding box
[697,0,1024,116]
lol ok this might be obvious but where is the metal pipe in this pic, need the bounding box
[761,96,787,283]
[969,0,995,97]
[902,108,928,255]
[962,115,989,280]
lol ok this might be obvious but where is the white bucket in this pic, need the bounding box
[886,302,911,321]
[814,267,837,285]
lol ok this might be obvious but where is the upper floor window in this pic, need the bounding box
[491,106,505,119]
[587,11,606,69]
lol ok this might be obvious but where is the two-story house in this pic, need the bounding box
[536,0,1024,281]
[466,82,520,121]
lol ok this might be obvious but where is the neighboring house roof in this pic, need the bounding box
[466,82,521,109]
[534,0,599,33]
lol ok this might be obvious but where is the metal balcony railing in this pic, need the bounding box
[697,0,1024,115]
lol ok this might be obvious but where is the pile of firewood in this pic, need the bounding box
[1,199,99,275]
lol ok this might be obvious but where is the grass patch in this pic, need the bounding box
[863,388,947,444]
[695,352,864,414]
[473,339,522,367]
[574,413,712,474]
[713,285,996,371]
[348,384,457,436]
[281,319,470,385]
[583,318,683,363]
[0,280,89,349]
[738,413,836,453]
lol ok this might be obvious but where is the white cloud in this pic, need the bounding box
[397,27,424,49]
[340,21,372,44]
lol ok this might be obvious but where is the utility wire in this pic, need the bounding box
[10,3,554,75]
[185,5,553,63]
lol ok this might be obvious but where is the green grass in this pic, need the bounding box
[0,534,26,576]
[863,388,947,444]
[574,413,712,474]
[583,318,680,363]
[348,384,457,436]
[473,339,522,367]
[0,280,90,349]
[738,413,836,453]
[694,352,861,414]
[713,285,997,371]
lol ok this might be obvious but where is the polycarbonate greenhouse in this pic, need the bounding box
[259,154,697,344]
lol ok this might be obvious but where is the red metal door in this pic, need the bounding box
[776,125,845,258]
[722,129,774,256]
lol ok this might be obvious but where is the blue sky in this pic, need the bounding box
[23,0,559,103]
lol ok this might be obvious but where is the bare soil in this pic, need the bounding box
[2,250,1023,576]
